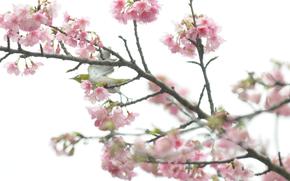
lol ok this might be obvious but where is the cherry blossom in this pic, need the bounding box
[163,15,223,57]
[23,61,44,75]
[112,0,160,23]
[5,62,20,75]
[102,137,136,180]
[87,106,137,130]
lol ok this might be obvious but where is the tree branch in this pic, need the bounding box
[197,85,206,108]
[119,90,164,107]
[247,148,290,180]
[118,35,135,63]
[0,45,210,119]
[0,52,12,63]
[146,153,249,167]
[205,56,218,69]
[106,75,140,89]
[235,97,290,121]
[66,62,82,73]
[133,21,150,73]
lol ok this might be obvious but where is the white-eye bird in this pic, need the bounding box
[87,49,129,93]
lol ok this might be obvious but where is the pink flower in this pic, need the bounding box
[219,127,255,149]
[84,87,109,103]
[76,47,91,59]
[238,91,261,104]
[23,62,43,75]
[87,106,136,130]
[112,0,160,23]
[154,137,173,156]
[102,137,136,180]
[215,160,253,180]
[5,62,20,75]
[81,80,93,94]
[159,163,210,180]
[265,88,290,116]
[163,15,222,57]
[19,16,41,32]
[94,87,110,101]
[262,69,285,87]
[19,30,41,47]
[162,35,180,53]
[87,106,108,120]
[112,0,128,23]
[110,108,132,128]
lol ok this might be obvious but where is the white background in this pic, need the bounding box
[0,0,290,180]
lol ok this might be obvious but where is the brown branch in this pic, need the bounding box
[205,56,219,69]
[197,85,206,108]
[235,97,290,121]
[0,52,12,63]
[59,41,72,56]
[118,35,135,63]
[0,43,209,120]
[105,75,140,89]
[66,62,82,73]
[133,21,150,73]
[247,148,290,180]
[146,153,249,166]
[146,118,201,143]
[188,0,215,114]
[255,168,271,176]
[119,90,164,107]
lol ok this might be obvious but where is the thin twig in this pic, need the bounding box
[0,52,11,63]
[133,21,150,73]
[119,90,164,107]
[236,97,290,121]
[247,148,290,180]
[187,61,201,66]
[40,44,44,55]
[118,35,135,63]
[66,62,82,73]
[59,41,72,56]
[205,56,218,69]
[17,42,22,50]
[146,118,201,143]
[106,75,140,89]
[189,0,197,27]
[146,153,249,166]
[187,4,215,114]
[255,168,271,176]
[278,152,284,168]
[197,85,206,108]
[7,36,10,50]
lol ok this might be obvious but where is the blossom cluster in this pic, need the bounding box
[163,15,223,57]
[5,60,43,76]
[232,62,290,116]
[112,0,160,23]
[102,137,136,180]
[0,1,56,48]
[87,106,137,131]
[55,13,103,59]
[0,1,104,75]
[131,127,255,181]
